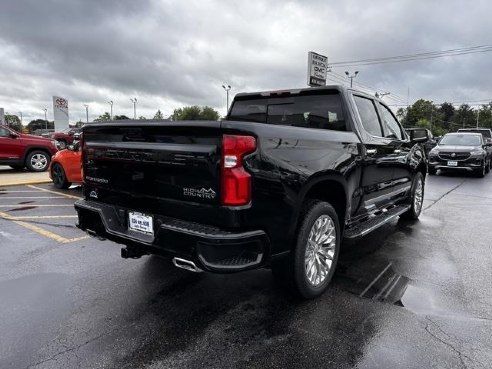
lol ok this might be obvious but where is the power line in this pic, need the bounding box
[329,45,492,68]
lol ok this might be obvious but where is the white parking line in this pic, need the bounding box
[27,185,82,199]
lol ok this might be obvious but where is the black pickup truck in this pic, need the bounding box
[75,86,427,298]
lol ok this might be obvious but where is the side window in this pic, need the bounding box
[379,104,403,140]
[0,128,10,137]
[353,96,383,137]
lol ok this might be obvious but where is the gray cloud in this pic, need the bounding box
[1,0,492,123]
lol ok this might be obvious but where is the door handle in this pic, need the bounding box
[366,149,377,155]
[393,149,401,154]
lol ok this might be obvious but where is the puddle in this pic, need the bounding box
[7,206,37,212]
[335,256,463,317]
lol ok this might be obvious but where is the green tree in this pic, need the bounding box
[26,119,54,133]
[453,104,476,129]
[113,115,129,120]
[5,113,22,131]
[138,116,146,120]
[172,105,220,121]
[153,110,164,119]
[437,102,455,130]
[94,112,111,122]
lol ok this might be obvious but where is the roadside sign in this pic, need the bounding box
[307,51,328,87]
[52,96,69,132]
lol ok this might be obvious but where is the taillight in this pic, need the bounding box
[221,135,256,206]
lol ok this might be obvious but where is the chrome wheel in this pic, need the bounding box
[414,177,423,215]
[30,154,48,170]
[305,215,336,286]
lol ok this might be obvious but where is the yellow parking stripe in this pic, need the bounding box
[4,215,78,220]
[0,190,46,193]
[0,196,67,199]
[0,211,88,243]
[27,185,82,199]
[0,204,73,207]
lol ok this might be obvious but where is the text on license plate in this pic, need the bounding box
[128,211,154,234]
[447,161,458,167]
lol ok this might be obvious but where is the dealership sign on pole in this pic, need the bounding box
[52,96,69,131]
[307,51,328,87]
[0,108,4,125]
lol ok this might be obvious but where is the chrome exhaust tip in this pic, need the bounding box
[172,257,203,273]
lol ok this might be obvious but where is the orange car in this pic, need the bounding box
[49,143,82,189]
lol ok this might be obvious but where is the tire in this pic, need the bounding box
[56,140,67,150]
[51,163,71,189]
[400,172,425,220]
[272,200,341,299]
[486,160,490,174]
[428,167,437,175]
[475,163,486,178]
[9,165,24,170]
[25,150,51,172]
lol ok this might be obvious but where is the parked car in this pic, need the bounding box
[405,128,437,156]
[75,86,427,299]
[457,127,492,139]
[50,127,81,149]
[0,124,58,171]
[49,142,82,188]
[428,132,492,177]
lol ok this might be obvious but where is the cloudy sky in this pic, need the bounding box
[1,0,492,124]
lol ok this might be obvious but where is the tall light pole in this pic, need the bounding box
[130,98,137,119]
[345,71,359,88]
[222,84,231,112]
[107,100,113,120]
[43,108,48,131]
[83,104,89,123]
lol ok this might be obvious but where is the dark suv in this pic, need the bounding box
[428,132,492,177]
[0,124,58,171]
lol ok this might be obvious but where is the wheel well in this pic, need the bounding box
[24,148,52,164]
[303,180,347,228]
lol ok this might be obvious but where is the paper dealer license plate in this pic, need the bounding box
[128,211,154,235]
[447,161,458,167]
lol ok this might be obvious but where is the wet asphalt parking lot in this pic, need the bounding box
[1,174,492,369]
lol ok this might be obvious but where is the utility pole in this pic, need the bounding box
[476,106,480,128]
[222,85,231,112]
[345,71,359,87]
[107,100,113,120]
[130,98,137,119]
[19,112,23,126]
[83,104,89,123]
[430,104,433,133]
[43,108,48,131]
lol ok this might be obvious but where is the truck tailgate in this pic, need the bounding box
[83,122,222,205]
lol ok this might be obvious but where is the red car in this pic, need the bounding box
[0,124,58,171]
[50,127,81,149]
[49,142,82,188]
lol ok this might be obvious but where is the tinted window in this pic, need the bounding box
[412,130,428,139]
[0,128,10,137]
[379,104,403,140]
[458,129,491,138]
[229,93,347,131]
[353,96,382,136]
[439,134,482,146]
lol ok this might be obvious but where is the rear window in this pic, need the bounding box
[458,129,491,138]
[228,92,347,131]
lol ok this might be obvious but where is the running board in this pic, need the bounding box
[344,205,411,240]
